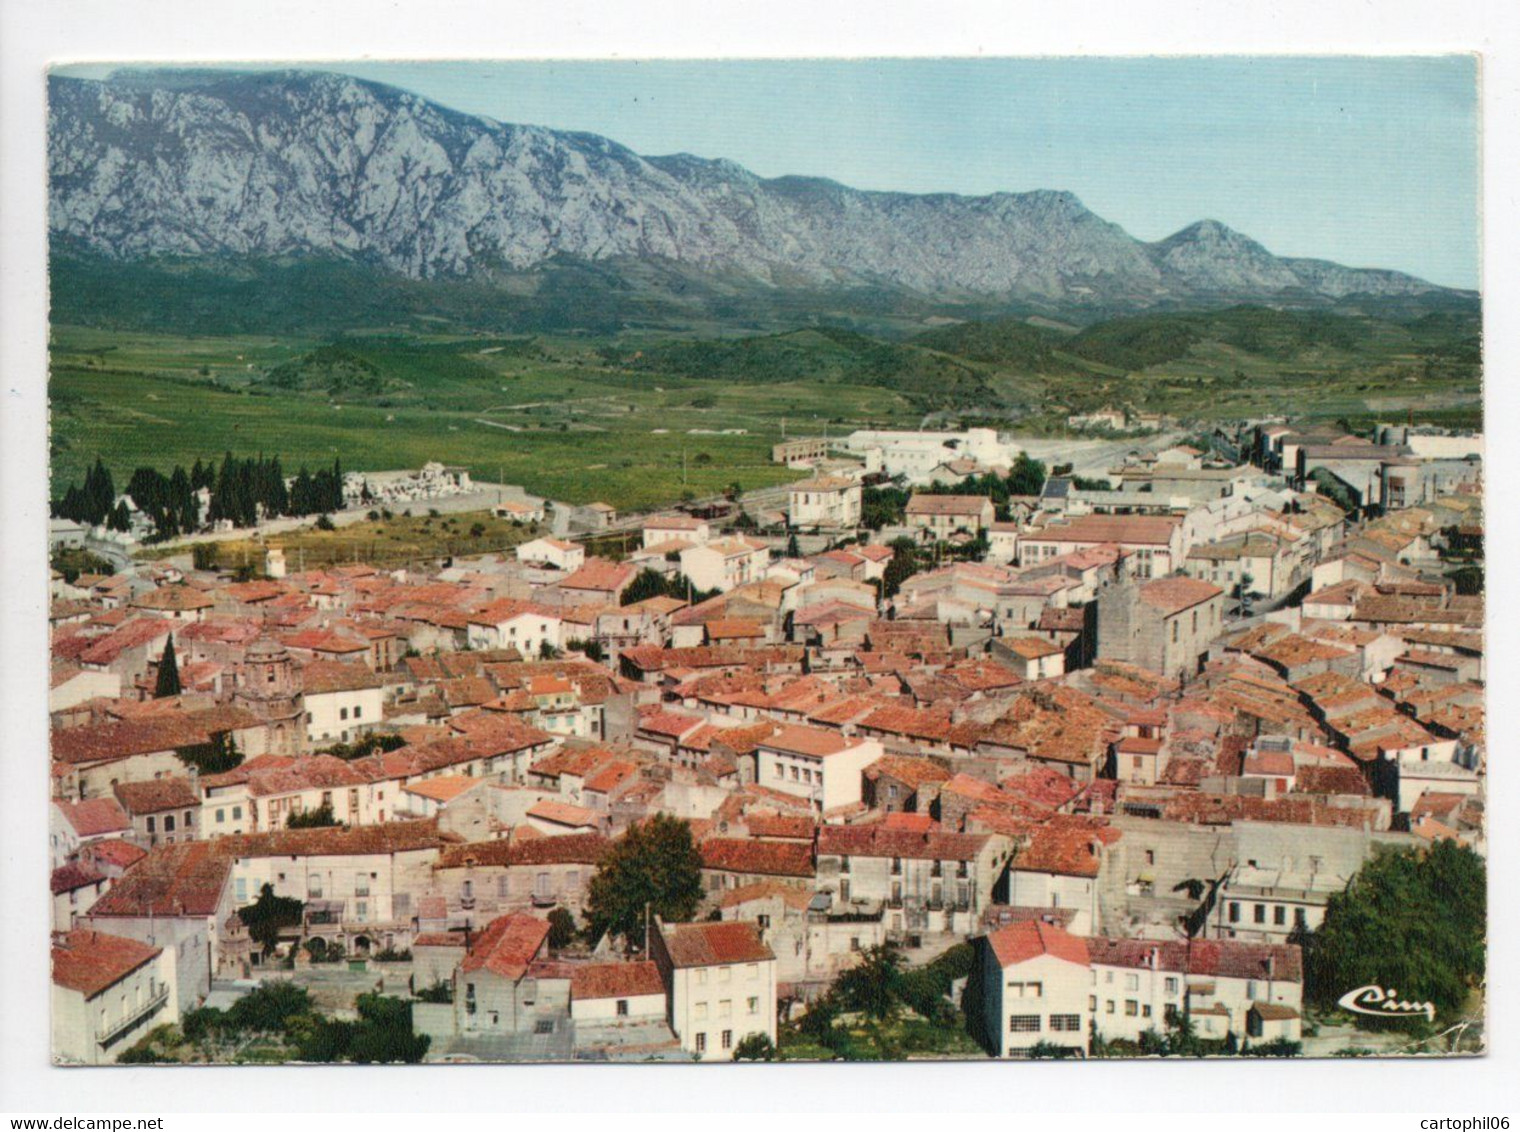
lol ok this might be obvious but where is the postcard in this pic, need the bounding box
[45,57,1484,1065]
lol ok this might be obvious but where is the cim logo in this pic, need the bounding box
[1337,984,1436,1022]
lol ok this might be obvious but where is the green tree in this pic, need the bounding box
[833,942,907,1022]
[547,907,578,950]
[238,884,305,956]
[153,636,182,699]
[732,1033,777,1061]
[585,814,703,952]
[786,533,801,558]
[287,803,340,829]
[177,730,243,775]
[1006,452,1047,497]
[1308,842,1485,1025]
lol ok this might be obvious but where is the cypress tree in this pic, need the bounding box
[154,636,182,699]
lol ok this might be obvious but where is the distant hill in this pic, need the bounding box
[48,68,1472,326]
[911,305,1482,376]
[601,327,999,411]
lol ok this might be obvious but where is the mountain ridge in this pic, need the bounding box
[48,68,1467,314]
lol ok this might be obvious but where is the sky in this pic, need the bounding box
[59,57,1481,288]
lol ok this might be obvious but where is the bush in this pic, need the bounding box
[314,514,335,531]
[732,1033,777,1061]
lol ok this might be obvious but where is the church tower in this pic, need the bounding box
[235,636,305,756]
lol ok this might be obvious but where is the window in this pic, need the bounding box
[1274,905,1286,926]
[1089,995,1097,1011]
[353,705,362,720]
[1228,902,1240,923]
[1294,907,1307,928]
[1050,1015,1081,1032]
[694,1033,706,1054]
[721,1030,733,1051]
[340,707,349,721]
[185,810,194,826]
[146,816,156,833]
[1106,1001,1116,1014]
[1253,904,1266,924]
[1164,977,1178,995]
[308,877,323,899]
[1145,850,1155,866]
[616,999,629,1017]
[232,805,242,820]
[1124,974,1139,991]
[1171,621,1179,643]
[235,877,247,904]
[1142,1005,1152,1018]
[1125,1000,1138,1017]
[747,997,759,1015]
[1009,1015,1041,1033]
[216,808,225,824]
[355,900,368,921]
[694,1003,708,1021]
[356,876,370,897]
[773,764,784,779]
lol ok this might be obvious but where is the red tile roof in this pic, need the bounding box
[987,920,1090,968]
[817,824,993,863]
[570,960,665,1001]
[113,777,199,815]
[55,797,132,837]
[461,912,551,981]
[700,837,815,879]
[52,929,161,998]
[657,920,774,968]
[1138,576,1223,615]
[86,841,231,918]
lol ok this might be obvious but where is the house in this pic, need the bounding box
[493,499,546,524]
[51,798,132,867]
[752,725,884,812]
[465,601,562,657]
[1097,575,1224,679]
[1020,514,1185,578]
[113,778,200,849]
[1086,937,1303,1044]
[772,437,830,466]
[643,515,712,548]
[560,558,639,605]
[51,862,114,931]
[301,660,385,745]
[815,824,1012,940]
[569,961,668,1025]
[904,494,996,537]
[78,841,234,1011]
[516,538,585,572]
[582,502,618,529]
[788,476,862,530]
[977,919,1091,1058]
[451,912,562,1035]
[51,929,179,1065]
[649,919,777,1061]
[680,537,770,594]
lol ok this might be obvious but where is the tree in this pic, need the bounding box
[786,532,801,558]
[238,884,304,956]
[1006,452,1047,497]
[1307,842,1485,1025]
[732,1033,777,1061]
[547,907,578,950]
[833,942,907,1022]
[287,803,340,829]
[584,814,703,951]
[153,636,182,699]
[177,730,243,775]
[881,539,919,600]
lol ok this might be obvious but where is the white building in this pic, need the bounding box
[465,601,563,657]
[842,428,1014,485]
[680,537,770,594]
[516,537,585,572]
[300,661,385,745]
[979,920,1092,1058]
[788,476,862,530]
[642,515,712,549]
[752,725,884,812]
[52,928,179,1065]
[650,919,777,1061]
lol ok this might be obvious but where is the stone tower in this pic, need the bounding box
[235,636,305,756]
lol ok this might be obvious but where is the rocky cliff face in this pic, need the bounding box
[48,69,1449,306]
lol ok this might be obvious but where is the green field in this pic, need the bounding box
[49,301,1482,514]
[49,328,926,512]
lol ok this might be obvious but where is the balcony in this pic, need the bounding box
[530,892,557,909]
[97,986,170,1048]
